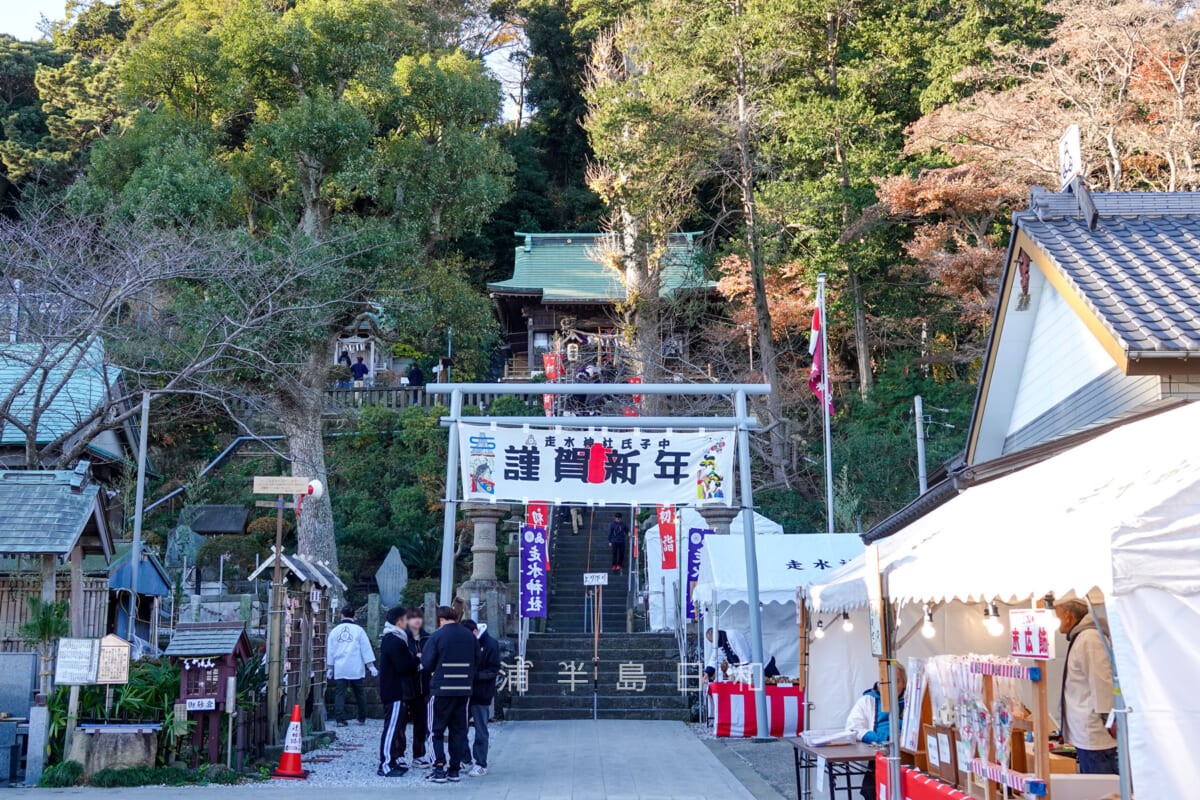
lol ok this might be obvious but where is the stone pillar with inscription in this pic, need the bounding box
[456,502,511,611]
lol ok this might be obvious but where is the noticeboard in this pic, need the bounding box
[253,476,312,495]
[97,634,131,685]
[55,638,99,685]
[583,572,608,586]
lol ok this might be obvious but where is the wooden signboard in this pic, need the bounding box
[55,638,99,685]
[97,634,131,685]
[253,476,312,495]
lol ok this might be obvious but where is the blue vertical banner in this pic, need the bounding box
[520,525,548,617]
[686,527,710,619]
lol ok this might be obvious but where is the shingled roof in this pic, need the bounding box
[164,622,250,658]
[180,504,249,535]
[488,232,712,303]
[1018,189,1200,357]
[0,463,112,559]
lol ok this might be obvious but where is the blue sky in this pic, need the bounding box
[2,0,64,41]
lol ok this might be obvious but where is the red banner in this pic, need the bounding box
[622,376,642,417]
[527,502,551,571]
[657,504,677,570]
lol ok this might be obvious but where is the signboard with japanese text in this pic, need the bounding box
[519,525,548,618]
[1059,124,1082,190]
[526,502,551,571]
[1009,608,1056,660]
[96,634,131,685]
[458,422,734,507]
[657,505,678,570]
[253,476,312,495]
[55,638,99,685]
[186,698,217,711]
[686,527,710,619]
[583,572,608,586]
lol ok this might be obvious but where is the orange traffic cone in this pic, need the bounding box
[270,705,310,780]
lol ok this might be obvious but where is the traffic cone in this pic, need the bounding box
[270,705,309,780]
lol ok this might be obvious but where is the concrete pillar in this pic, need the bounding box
[457,502,511,610]
[699,505,740,535]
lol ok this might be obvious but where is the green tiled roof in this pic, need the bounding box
[488,232,712,302]
[164,622,250,658]
[0,342,127,463]
[0,465,111,557]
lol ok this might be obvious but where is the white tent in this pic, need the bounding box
[808,401,1200,799]
[696,533,864,682]
[644,507,784,631]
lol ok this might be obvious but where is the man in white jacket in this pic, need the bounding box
[1054,599,1118,774]
[327,606,378,726]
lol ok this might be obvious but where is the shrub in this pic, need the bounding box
[38,761,83,787]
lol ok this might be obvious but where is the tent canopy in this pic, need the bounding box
[697,533,864,606]
[809,402,1200,612]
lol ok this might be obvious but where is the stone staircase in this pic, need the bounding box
[506,506,691,721]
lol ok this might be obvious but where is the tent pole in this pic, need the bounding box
[734,389,769,737]
[1086,596,1131,800]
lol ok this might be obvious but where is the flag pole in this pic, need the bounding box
[818,274,835,534]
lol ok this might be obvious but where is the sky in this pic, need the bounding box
[1,0,64,41]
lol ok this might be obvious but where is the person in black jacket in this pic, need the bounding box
[608,512,629,570]
[377,606,417,777]
[421,606,477,783]
[405,607,432,767]
[460,619,501,776]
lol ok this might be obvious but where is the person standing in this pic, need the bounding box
[405,607,433,768]
[327,606,377,727]
[608,512,629,571]
[378,606,417,776]
[406,362,425,405]
[460,619,501,777]
[1054,599,1118,774]
[351,356,370,383]
[421,606,477,783]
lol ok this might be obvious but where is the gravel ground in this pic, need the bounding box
[269,717,505,788]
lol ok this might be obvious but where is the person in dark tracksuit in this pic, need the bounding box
[378,606,418,777]
[460,619,501,776]
[608,512,629,570]
[421,606,477,783]
[405,607,432,767]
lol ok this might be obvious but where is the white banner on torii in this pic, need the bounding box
[457,421,734,507]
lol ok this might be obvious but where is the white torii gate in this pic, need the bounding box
[427,381,773,735]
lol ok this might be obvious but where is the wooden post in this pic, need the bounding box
[796,599,807,693]
[64,686,80,758]
[41,555,56,603]
[981,672,996,800]
[69,548,84,636]
[1034,669,1052,800]
[266,500,284,745]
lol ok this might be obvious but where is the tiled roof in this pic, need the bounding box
[0,464,110,556]
[246,550,346,590]
[1018,189,1200,354]
[488,232,712,302]
[164,622,249,657]
[180,505,249,535]
[0,342,128,458]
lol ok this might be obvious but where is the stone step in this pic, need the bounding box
[505,707,692,722]
[510,694,690,709]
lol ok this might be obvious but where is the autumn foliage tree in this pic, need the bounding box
[908,0,1200,191]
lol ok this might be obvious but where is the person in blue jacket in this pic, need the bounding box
[845,666,906,800]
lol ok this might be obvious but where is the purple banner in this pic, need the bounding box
[686,527,710,619]
[520,525,548,618]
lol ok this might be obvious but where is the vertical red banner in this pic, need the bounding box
[541,353,561,417]
[527,502,551,571]
[657,504,677,569]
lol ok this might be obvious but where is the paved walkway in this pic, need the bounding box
[16,720,764,799]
